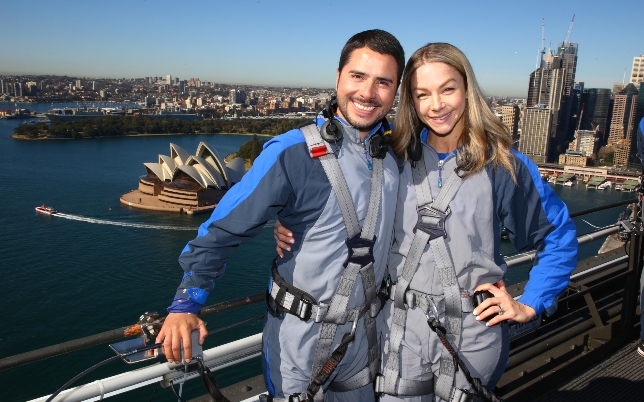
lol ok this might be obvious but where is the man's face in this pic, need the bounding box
[335,47,398,139]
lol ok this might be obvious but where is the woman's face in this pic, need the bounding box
[411,61,467,141]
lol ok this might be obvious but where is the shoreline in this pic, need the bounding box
[10,131,276,141]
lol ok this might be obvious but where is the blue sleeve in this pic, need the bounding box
[499,151,578,315]
[168,130,306,312]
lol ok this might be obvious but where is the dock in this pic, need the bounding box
[586,176,606,188]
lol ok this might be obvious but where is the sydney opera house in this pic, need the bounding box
[120,142,246,214]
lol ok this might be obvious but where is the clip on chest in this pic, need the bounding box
[414,204,450,240]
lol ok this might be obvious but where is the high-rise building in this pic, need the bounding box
[92,81,97,91]
[229,89,247,104]
[501,105,520,145]
[0,79,4,94]
[76,79,82,89]
[13,82,23,97]
[166,75,172,85]
[630,55,644,86]
[520,48,566,162]
[580,88,611,144]
[567,130,597,157]
[608,84,639,167]
[554,42,579,154]
[518,106,555,164]
[608,84,639,145]
[613,82,625,93]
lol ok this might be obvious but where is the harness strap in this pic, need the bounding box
[381,150,464,397]
[388,286,474,315]
[298,123,384,399]
[268,259,381,323]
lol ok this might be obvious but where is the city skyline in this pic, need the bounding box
[1,0,642,97]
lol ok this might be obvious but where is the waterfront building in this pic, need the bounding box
[631,55,644,86]
[558,151,587,167]
[125,142,246,213]
[519,106,554,164]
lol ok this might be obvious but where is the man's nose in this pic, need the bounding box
[357,81,377,100]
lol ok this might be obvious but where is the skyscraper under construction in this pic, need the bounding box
[519,17,579,164]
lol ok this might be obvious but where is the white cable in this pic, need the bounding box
[582,219,602,229]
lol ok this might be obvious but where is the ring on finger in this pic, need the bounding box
[498,304,504,316]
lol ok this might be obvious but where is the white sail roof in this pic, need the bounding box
[225,158,246,185]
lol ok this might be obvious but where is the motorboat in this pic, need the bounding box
[35,205,57,215]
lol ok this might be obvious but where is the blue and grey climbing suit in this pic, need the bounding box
[376,152,473,401]
[377,133,577,402]
[267,122,385,401]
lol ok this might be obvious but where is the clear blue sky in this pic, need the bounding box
[1,0,642,97]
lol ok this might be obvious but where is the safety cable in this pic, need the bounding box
[45,355,120,402]
[426,316,504,402]
[169,380,188,402]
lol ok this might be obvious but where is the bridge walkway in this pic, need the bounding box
[535,339,644,401]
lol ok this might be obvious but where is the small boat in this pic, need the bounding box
[35,205,57,215]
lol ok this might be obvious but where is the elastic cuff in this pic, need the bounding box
[167,297,202,314]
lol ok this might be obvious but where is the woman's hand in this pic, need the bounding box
[274,220,295,258]
[472,281,536,326]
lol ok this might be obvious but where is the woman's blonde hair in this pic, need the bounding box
[393,43,515,180]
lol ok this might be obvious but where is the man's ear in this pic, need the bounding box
[335,68,341,91]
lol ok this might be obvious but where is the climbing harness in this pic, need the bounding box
[265,115,390,401]
[375,147,504,402]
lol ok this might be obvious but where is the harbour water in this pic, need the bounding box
[0,103,637,401]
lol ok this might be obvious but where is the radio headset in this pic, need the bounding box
[320,97,391,159]
[408,135,423,167]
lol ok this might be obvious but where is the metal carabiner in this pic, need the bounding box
[350,317,359,337]
[424,295,440,324]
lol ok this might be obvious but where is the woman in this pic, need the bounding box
[276,43,577,401]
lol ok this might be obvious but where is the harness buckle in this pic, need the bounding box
[343,234,376,267]
[296,299,313,321]
[414,204,450,240]
[373,374,385,394]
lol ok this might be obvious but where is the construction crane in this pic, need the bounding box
[563,14,575,49]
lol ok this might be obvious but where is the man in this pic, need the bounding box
[157,29,405,401]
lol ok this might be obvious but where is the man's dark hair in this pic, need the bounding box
[338,29,405,83]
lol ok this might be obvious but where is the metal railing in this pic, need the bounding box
[5,198,641,401]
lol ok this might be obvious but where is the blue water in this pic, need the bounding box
[0,103,637,401]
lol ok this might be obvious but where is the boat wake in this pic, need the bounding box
[54,213,198,231]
